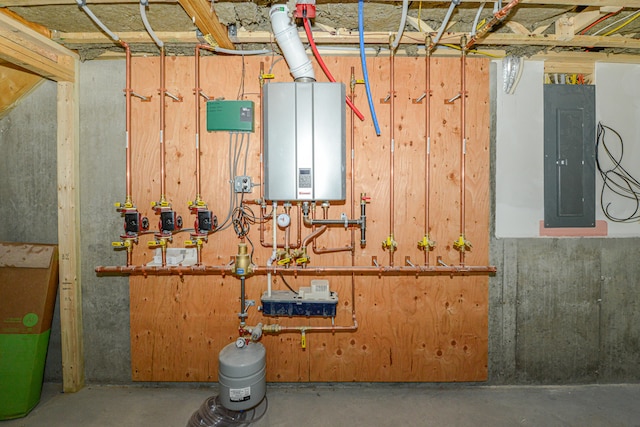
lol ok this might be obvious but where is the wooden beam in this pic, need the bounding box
[178,0,233,50]
[0,0,175,5]
[0,11,75,81]
[57,58,85,393]
[54,29,640,50]
[0,8,51,38]
[0,61,43,117]
[54,30,200,44]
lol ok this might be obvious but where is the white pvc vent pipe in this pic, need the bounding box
[270,5,315,82]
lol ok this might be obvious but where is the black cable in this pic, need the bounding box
[278,271,298,295]
[596,122,640,222]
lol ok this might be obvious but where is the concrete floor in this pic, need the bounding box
[2,383,640,426]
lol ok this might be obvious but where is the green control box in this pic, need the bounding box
[206,100,255,132]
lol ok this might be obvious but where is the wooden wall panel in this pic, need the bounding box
[127,54,490,382]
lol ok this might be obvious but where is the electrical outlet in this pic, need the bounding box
[234,176,252,193]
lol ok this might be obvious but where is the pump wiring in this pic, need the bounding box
[596,122,640,222]
[278,271,298,295]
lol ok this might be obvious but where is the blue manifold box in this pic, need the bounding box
[260,280,338,317]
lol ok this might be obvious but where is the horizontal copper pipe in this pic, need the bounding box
[95,264,496,276]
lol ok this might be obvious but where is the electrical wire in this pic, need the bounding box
[442,43,502,58]
[593,9,640,36]
[278,271,298,295]
[602,10,640,36]
[596,123,640,222]
[579,10,619,35]
[236,54,246,100]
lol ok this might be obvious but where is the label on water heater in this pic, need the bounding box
[230,386,251,402]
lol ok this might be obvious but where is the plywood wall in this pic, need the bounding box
[127,54,490,382]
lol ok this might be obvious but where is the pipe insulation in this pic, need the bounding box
[270,5,315,81]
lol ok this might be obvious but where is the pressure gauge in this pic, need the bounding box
[235,337,246,348]
[277,213,290,228]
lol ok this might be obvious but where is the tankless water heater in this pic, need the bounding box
[263,82,346,201]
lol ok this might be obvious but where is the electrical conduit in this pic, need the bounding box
[390,0,409,50]
[432,0,460,47]
[140,0,163,48]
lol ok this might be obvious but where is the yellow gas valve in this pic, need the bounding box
[382,235,397,251]
[453,235,472,252]
[418,234,435,250]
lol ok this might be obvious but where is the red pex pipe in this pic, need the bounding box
[303,18,365,121]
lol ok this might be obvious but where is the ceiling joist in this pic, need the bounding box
[177,0,233,50]
[54,29,640,51]
[0,11,75,81]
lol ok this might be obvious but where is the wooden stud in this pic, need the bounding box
[57,58,85,392]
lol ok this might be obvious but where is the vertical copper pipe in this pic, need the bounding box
[159,47,167,201]
[259,62,265,203]
[460,43,468,266]
[350,66,357,319]
[194,44,206,201]
[122,41,132,204]
[389,47,396,267]
[424,40,432,266]
[350,66,356,254]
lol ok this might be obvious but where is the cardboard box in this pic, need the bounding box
[0,242,58,420]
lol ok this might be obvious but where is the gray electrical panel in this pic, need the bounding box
[263,82,346,201]
[543,84,596,228]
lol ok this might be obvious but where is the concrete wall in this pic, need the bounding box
[1,59,639,385]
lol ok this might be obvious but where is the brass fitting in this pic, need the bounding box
[453,234,472,253]
[382,235,397,252]
[233,242,253,276]
[418,234,435,251]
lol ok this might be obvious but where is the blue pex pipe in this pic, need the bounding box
[358,0,381,136]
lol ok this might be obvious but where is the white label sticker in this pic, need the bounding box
[229,386,251,402]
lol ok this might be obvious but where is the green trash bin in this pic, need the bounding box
[0,242,58,420]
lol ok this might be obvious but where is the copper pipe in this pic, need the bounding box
[122,41,132,204]
[264,315,358,334]
[460,41,467,266]
[159,47,167,200]
[350,66,356,254]
[259,204,301,249]
[424,37,432,266]
[259,61,265,203]
[302,225,327,249]
[389,45,396,266]
[466,0,520,50]
[126,246,133,267]
[310,204,353,254]
[194,44,210,200]
[95,264,496,276]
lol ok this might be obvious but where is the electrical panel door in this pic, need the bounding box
[543,84,596,227]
